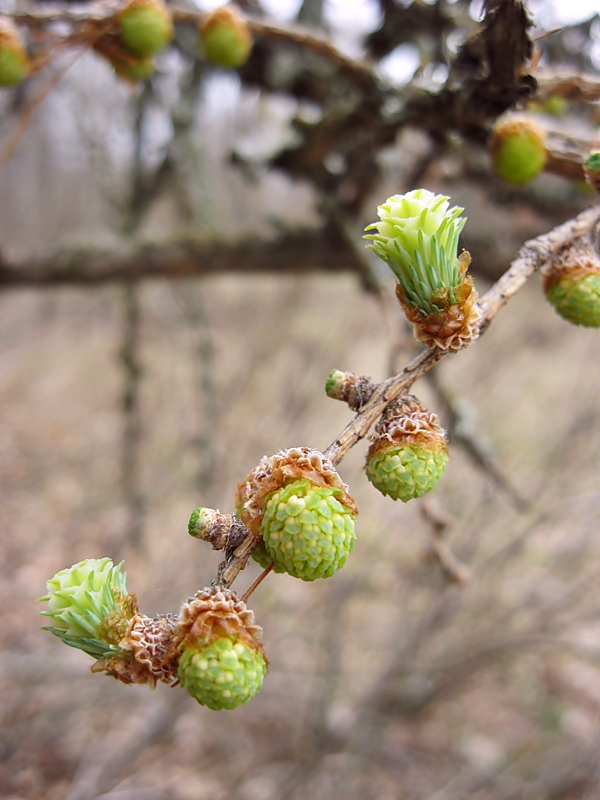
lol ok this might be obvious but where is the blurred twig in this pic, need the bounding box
[425,369,529,511]
[120,282,145,549]
[421,498,471,584]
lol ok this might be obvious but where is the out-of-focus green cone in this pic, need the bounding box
[259,478,356,581]
[583,152,600,194]
[112,53,155,82]
[176,587,267,710]
[489,116,547,185]
[544,270,600,327]
[366,395,448,502]
[118,0,173,57]
[200,5,253,69]
[40,558,137,659]
[236,448,358,582]
[364,189,480,351]
[0,17,30,88]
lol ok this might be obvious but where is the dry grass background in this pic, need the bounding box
[1,270,599,800]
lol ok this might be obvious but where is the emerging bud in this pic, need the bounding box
[325,370,375,411]
[365,395,448,502]
[189,507,233,549]
[364,189,480,350]
[0,17,30,88]
[118,0,173,57]
[176,587,267,710]
[40,558,137,659]
[237,448,358,581]
[200,6,253,69]
[489,116,547,185]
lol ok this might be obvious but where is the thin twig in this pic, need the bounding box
[241,562,275,603]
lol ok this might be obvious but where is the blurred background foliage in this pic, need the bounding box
[1,1,600,799]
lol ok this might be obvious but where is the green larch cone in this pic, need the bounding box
[40,558,137,659]
[118,0,173,57]
[0,17,30,88]
[236,447,358,581]
[544,270,600,327]
[259,478,356,581]
[366,395,448,502]
[364,189,480,351]
[200,6,253,69]
[176,587,267,710]
[489,116,547,185]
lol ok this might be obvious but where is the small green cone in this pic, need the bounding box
[118,0,173,57]
[545,272,600,328]
[366,395,448,502]
[489,117,547,185]
[40,558,137,659]
[176,587,267,710]
[0,17,29,88]
[200,6,253,69]
[178,635,267,710]
[259,478,356,581]
[366,444,448,502]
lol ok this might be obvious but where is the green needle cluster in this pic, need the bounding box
[364,189,466,315]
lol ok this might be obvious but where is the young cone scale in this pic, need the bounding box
[366,395,448,502]
[200,6,253,69]
[176,587,267,710]
[118,0,173,57]
[542,235,600,328]
[236,447,358,581]
[0,17,30,88]
[364,189,481,351]
[489,116,547,185]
